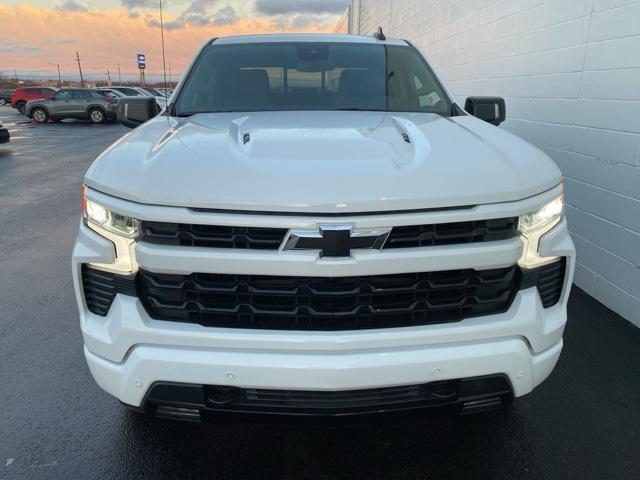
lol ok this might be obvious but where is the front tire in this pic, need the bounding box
[88,108,105,124]
[0,98,6,105]
[32,108,49,123]
[16,101,26,114]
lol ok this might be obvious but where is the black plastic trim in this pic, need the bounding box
[140,217,518,250]
[136,265,521,330]
[81,265,136,316]
[520,258,566,308]
[138,374,513,421]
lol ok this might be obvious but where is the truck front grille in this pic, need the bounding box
[384,217,518,248]
[136,266,520,330]
[140,217,518,250]
[141,222,288,249]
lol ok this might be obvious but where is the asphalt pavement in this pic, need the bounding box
[0,105,638,480]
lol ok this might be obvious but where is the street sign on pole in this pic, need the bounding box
[137,53,146,86]
[137,53,146,69]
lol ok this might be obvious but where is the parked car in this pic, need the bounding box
[0,119,9,143]
[100,86,143,97]
[10,86,57,113]
[134,87,168,109]
[102,86,167,109]
[25,88,117,124]
[96,88,126,98]
[0,89,15,105]
[75,33,575,421]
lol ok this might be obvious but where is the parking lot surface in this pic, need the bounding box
[0,105,638,480]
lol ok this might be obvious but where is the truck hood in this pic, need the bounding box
[86,111,561,213]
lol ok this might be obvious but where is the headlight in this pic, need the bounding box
[83,196,140,239]
[519,195,564,235]
[518,192,564,269]
[81,185,139,274]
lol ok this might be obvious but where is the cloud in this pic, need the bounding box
[143,1,238,29]
[121,0,155,9]
[163,19,186,30]
[184,0,218,16]
[0,3,341,77]
[254,0,349,15]
[56,0,88,12]
[213,5,238,26]
[0,40,41,53]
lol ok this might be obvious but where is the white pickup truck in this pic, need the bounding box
[73,33,574,421]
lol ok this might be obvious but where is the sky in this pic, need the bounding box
[0,0,350,82]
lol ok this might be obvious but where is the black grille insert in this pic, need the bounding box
[137,266,520,330]
[141,221,288,250]
[534,258,566,308]
[81,265,136,316]
[384,217,518,249]
[143,375,514,418]
[140,217,519,251]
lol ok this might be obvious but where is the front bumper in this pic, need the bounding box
[81,287,565,408]
[73,186,575,412]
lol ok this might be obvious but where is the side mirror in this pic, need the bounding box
[117,96,159,129]
[464,97,506,126]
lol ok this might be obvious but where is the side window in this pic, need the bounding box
[73,90,91,99]
[54,90,72,100]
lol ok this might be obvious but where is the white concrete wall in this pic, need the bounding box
[350,0,640,325]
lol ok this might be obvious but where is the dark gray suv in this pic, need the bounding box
[25,89,117,124]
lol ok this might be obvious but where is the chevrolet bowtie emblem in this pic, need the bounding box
[282,225,391,257]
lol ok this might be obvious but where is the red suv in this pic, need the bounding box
[11,87,57,114]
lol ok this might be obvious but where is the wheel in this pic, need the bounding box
[0,98,6,105]
[88,108,105,124]
[31,108,49,124]
[16,101,26,114]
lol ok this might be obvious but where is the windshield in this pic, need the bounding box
[175,42,451,115]
[143,87,162,96]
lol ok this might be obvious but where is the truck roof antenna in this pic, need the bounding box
[373,26,386,41]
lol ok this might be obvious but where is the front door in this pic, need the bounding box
[48,90,74,116]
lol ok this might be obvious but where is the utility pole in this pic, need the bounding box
[117,64,122,84]
[49,63,62,88]
[106,70,111,86]
[168,63,172,88]
[75,51,85,87]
